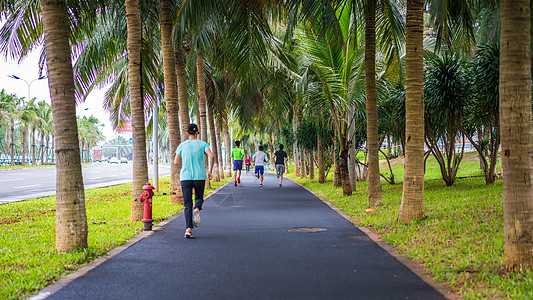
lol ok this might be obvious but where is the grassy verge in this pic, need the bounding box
[0,177,226,299]
[286,168,533,298]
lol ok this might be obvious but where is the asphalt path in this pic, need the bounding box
[0,163,170,204]
[41,172,446,300]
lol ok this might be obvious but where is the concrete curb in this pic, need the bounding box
[29,180,230,300]
[289,178,458,300]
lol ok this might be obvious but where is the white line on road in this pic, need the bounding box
[89,177,103,179]
[0,178,24,182]
[13,184,41,189]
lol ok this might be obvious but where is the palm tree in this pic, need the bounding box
[398,0,425,223]
[160,0,183,204]
[1,91,21,166]
[39,0,87,251]
[125,0,149,221]
[499,0,533,271]
[364,0,382,205]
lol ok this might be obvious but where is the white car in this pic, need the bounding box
[108,157,119,164]
[120,157,128,164]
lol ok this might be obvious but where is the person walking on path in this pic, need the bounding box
[231,141,245,186]
[252,145,269,187]
[244,156,252,173]
[273,144,288,187]
[174,124,214,238]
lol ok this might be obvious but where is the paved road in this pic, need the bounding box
[41,172,445,300]
[0,163,170,204]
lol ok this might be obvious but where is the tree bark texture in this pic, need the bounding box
[333,158,341,187]
[339,147,352,196]
[500,0,533,271]
[365,2,382,206]
[300,147,307,178]
[318,137,325,183]
[222,115,232,177]
[309,150,315,180]
[40,0,87,251]
[126,0,149,221]
[160,0,183,204]
[176,45,190,141]
[207,102,220,181]
[214,115,225,179]
[398,0,425,223]
[196,52,211,189]
[293,106,300,177]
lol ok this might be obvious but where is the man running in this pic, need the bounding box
[174,124,214,238]
[273,144,288,187]
[231,140,245,186]
[252,145,268,187]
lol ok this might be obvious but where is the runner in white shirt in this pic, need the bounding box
[252,145,268,187]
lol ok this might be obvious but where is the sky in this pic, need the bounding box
[0,48,116,140]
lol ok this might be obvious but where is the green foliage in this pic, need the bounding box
[295,119,317,151]
[425,54,469,136]
[0,178,225,299]
[466,44,499,132]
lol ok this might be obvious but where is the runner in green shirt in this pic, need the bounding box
[231,141,245,186]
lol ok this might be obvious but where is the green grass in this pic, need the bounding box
[379,151,502,181]
[286,157,532,299]
[0,177,226,300]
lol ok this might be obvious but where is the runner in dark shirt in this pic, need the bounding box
[273,144,288,187]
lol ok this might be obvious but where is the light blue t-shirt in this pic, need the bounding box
[175,139,210,181]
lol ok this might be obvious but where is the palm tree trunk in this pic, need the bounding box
[214,115,225,179]
[500,0,533,271]
[318,137,325,183]
[40,131,45,164]
[22,128,27,166]
[339,145,352,196]
[365,2,382,206]
[207,102,220,182]
[300,147,307,178]
[309,150,315,180]
[293,106,300,177]
[40,0,87,251]
[333,158,341,187]
[160,0,183,204]
[45,135,50,164]
[126,0,149,221]
[222,115,232,177]
[32,127,36,165]
[10,124,14,166]
[398,0,425,222]
[176,45,190,141]
[196,52,211,189]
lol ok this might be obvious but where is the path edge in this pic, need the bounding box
[29,180,231,300]
[289,179,458,300]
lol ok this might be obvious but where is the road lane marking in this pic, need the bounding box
[89,177,103,179]
[13,184,41,189]
[0,178,24,182]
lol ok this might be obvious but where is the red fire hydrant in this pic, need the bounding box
[140,183,155,231]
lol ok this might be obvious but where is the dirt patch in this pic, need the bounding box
[1,210,54,225]
[1,216,21,225]
[379,156,405,169]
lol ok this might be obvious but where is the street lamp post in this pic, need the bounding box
[8,75,47,165]
[7,75,47,102]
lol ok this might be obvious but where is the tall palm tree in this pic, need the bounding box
[39,0,87,251]
[364,0,382,206]
[196,51,211,188]
[125,0,149,221]
[398,0,425,223]
[160,0,183,204]
[499,0,533,271]
[175,45,191,141]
